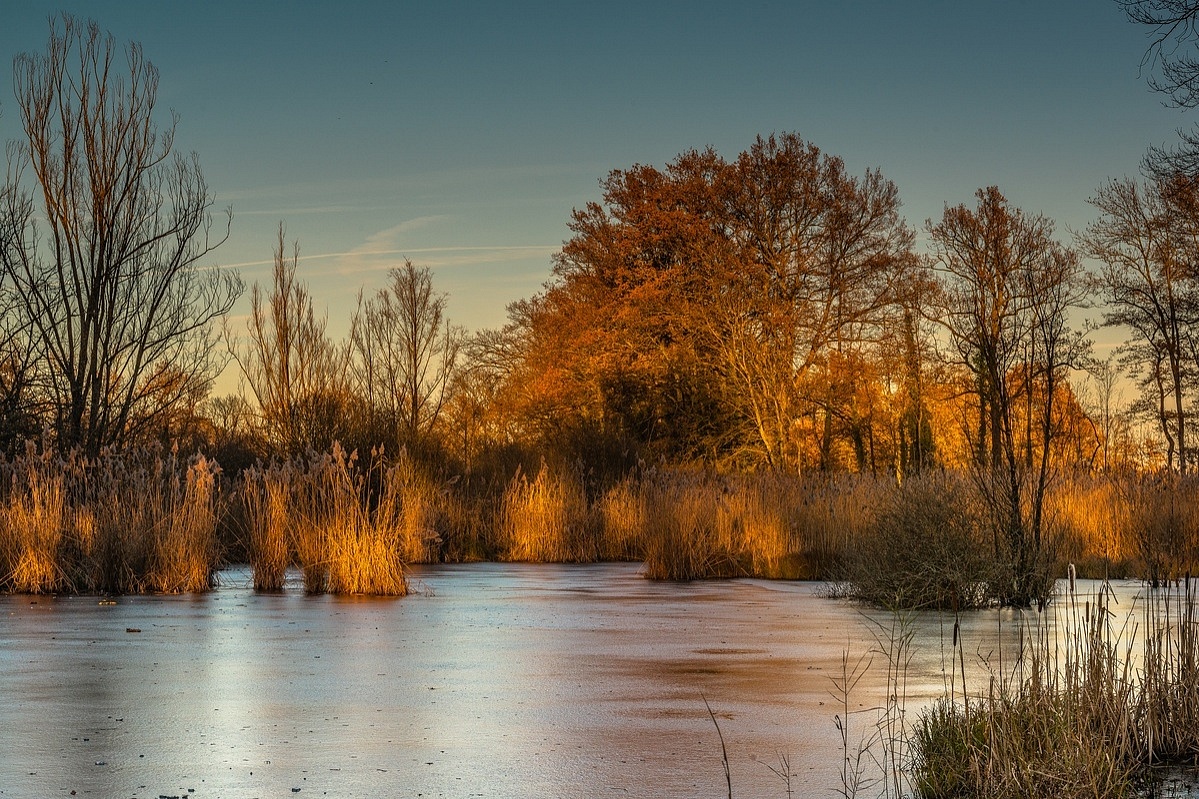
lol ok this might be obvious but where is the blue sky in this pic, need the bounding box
[0,2,1186,347]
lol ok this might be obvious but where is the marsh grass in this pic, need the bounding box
[637,470,891,581]
[499,464,595,562]
[0,444,222,594]
[242,445,412,595]
[909,578,1199,799]
[1049,473,1199,583]
[241,463,291,590]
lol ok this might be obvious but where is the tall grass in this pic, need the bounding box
[0,444,222,594]
[242,445,412,595]
[635,470,891,581]
[909,578,1199,798]
[1049,472,1199,582]
[499,463,594,562]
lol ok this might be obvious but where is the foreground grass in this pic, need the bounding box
[910,579,1199,799]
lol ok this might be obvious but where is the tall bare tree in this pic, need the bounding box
[1079,175,1199,473]
[350,260,463,453]
[228,225,349,453]
[1120,0,1199,175]
[927,187,1087,606]
[0,16,240,452]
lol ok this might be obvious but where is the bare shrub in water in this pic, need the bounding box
[835,473,1000,609]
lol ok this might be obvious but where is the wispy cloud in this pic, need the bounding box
[224,244,559,272]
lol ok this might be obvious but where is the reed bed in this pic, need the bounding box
[635,469,891,581]
[0,444,222,594]
[909,578,1199,799]
[499,464,595,562]
[241,445,420,595]
[1049,472,1199,582]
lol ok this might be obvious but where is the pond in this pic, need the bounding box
[0,564,1146,798]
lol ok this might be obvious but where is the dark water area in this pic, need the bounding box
[0,565,1153,798]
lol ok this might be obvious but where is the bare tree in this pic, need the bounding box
[926,187,1087,607]
[228,225,349,453]
[0,16,240,452]
[350,260,463,453]
[1078,175,1199,473]
[1120,0,1199,175]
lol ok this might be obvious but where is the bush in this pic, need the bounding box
[835,474,1001,609]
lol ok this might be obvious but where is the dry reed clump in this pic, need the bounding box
[0,444,222,594]
[1,452,68,594]
[910,580,1199,799]
[596,476,645,561]
[1046,472,1199,583]
[636,470,891,581]
[144,456,220,593]
[499,464,594,562]
[241,445,427,595]
[1046,472,1134,574]
[377,452,444,565]
[788,473,893,571]
[240,463,291,591]
[639,472,740,580]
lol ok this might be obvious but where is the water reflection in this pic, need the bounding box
[0,565,1168,798]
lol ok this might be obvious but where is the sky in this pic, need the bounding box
[0,2,1189,376]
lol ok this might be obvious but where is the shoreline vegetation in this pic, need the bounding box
[2,441,1197,599]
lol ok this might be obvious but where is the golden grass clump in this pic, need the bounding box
[1047,472,1199,582]
[639,472,740,580]
[145,456,220,593]
[243,445,410,595]
[378,452,444,565]
[241,463,292,591]
[0,443,223,594]
[499,464,593,562]
[2,456,68,594]
[596,476,645,561]
[636,469,891,581]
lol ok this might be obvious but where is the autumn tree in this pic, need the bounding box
[0,16,241,452]
[228,225,350,454]
[495,133,914,472]
[350,260,464,454]
[926,187,1088,606]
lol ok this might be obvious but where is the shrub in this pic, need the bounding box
[835,474,1001,609]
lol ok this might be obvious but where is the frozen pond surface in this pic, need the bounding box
[0,564,1146,798]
